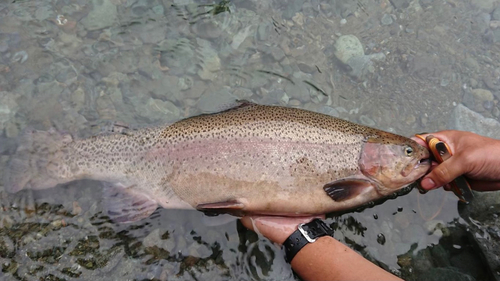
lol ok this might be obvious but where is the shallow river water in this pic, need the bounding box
[1,0,500,280]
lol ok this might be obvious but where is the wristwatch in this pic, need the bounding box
[283,219,334,263]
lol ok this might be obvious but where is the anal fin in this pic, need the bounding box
[102,183,158,223]
[323,179,374,202]
[201,213,237,226]
[196,200,245,216]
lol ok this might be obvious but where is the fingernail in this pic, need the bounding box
[421,178,435,190]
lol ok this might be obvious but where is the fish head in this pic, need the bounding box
[359,135,431,195]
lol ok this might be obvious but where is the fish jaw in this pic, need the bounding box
[401,158,431,178]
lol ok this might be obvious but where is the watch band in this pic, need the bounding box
[283,219,334,263]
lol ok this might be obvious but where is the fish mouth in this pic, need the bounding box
[417,158,431,166]
[401,158,431,177]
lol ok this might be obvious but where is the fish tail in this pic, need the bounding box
[4,128,73,193]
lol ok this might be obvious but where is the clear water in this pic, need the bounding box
[0,0,497,280]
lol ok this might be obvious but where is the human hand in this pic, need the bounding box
[240,216,324,245]
[412,130,500,192]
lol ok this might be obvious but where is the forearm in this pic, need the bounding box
[290,236,402,281]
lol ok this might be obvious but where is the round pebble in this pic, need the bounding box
[0,42,8,53]
[12,51,28,64]
[333,35,364,64]
[494,7,500,21]
[376,233,386,245]
[483,100,494,110]
[472,88,494,101]
[359,115,376,126]
[381,14,393,25]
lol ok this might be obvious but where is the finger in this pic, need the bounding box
[411,131,457,150]
[420,156,465,190]
[423,131,458,152]
[410,136,428,148]
[240,215,325,244]
[241,215,324,229]
[240,216,255,231]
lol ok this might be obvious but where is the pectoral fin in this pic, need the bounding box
[323,179,374,202]
[102,183,158,223]
[196,200,245,216]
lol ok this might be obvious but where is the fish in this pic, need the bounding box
[4,102,431,222]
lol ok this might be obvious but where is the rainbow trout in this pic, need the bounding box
[4,103,430,222]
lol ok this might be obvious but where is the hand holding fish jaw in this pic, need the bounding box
[412,130,500,192]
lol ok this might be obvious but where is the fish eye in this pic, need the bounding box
[404,146,413,156]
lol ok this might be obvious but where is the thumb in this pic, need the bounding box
[420,156,465,190]
[240,216,256,231]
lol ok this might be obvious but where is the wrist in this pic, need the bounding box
[282,219,334,263]
[289,236,331,267]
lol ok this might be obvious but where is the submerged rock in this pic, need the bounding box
[381,14,393,25]
[140,98,180,123]
[196,39,221,81]
[196,88,237,113]
[471,0,497,11]
[333,35,385,79]
[450,104,500,280]
[81,0,118,31]
[143,229,176,252]
[334,35,364,65]
[417,267,476,281]
[0,93,18,132]
[471,88,494,102]
[449,104,500,139]
[459,190,500,281]
[494,5,500,21]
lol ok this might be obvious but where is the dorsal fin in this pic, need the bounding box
[188,100,258,120]
[213,100,257,113]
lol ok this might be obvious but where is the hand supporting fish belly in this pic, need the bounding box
[4,102,431,223]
